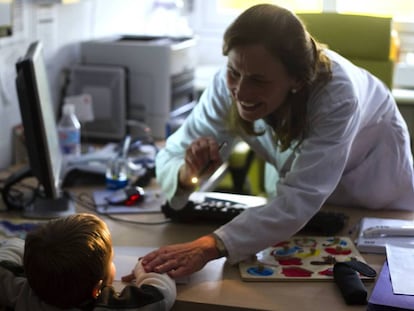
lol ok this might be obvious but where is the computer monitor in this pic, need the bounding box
[3,41,75,218]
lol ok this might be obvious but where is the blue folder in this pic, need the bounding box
[367,261,414,311]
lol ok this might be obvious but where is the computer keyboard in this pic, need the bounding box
[161,192,348,235]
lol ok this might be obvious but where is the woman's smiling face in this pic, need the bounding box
[226,44,298,122]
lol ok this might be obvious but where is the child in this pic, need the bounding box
[0,213,176,310]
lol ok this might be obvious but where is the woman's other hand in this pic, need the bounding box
[179,137,224,188]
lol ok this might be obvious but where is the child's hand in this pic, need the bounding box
[121,259,145,283]
[121,271,135,283]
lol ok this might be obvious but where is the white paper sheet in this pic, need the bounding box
[386,243,414,295]
[113,246,189,284]
[113,246,155,281]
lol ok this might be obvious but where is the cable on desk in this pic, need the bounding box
[2,181,38,211]
[72,191,171,225]
[71,191,101,212]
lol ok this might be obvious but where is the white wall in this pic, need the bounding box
[187,0,229,66]
[0,0,154,169]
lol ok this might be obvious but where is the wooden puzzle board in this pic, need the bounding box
[239,236,372,282]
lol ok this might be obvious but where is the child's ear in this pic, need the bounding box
[92,280,103,299]
[291,79,304,94]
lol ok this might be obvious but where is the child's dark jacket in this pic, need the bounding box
[0,238,176,311]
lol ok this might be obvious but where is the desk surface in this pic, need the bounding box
[2,184,414,311]
[101,204,413,311]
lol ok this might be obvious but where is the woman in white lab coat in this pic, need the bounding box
[141,4,414,277]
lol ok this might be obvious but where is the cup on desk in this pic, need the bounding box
[105,156,129,190]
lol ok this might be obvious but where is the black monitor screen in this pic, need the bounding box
[16,41,62,198]
[11,41,74,218]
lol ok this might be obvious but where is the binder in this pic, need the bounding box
[367,261,414,310]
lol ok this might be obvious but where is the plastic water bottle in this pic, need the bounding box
[57,103,81,156]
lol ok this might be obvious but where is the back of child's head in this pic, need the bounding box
[23,213,112,309]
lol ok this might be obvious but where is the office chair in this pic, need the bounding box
[212,141,266,196]
[298,12,397,89]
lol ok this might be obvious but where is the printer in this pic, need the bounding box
[80,35,197,139]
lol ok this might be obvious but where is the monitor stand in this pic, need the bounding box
[22,193,76,219]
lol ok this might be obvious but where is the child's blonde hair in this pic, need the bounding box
[24,213,112,308]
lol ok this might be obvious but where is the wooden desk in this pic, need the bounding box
[87,200,413,311]
[2,183,414,311]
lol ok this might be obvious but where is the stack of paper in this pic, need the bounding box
[368,242,414,310]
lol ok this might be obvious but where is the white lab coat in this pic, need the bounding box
[156,50,414,264]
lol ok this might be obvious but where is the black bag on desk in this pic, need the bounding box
[333,261,377,305]
[334,263,368,305]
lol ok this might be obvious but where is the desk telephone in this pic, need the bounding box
[162,195,253,224]
[161,192,348,235]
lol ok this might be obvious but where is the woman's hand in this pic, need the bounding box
[179,137,224,188]
[141,235,220,278]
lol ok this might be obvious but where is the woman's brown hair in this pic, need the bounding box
[223,4,332,151]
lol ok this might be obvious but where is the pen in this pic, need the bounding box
[191,141,227,184]
[348,220,361,237]
[120,135,131,159]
